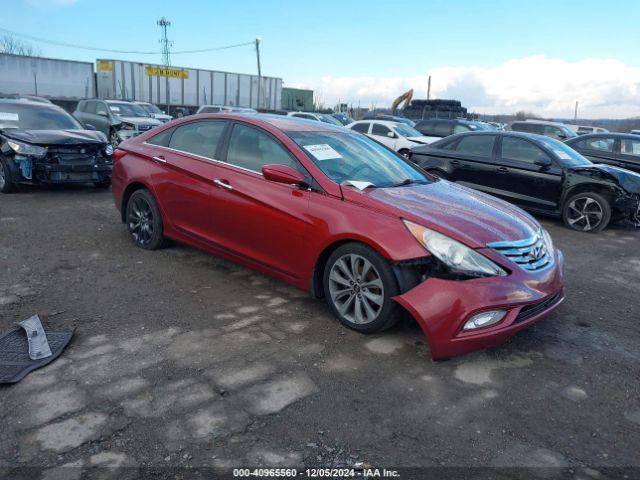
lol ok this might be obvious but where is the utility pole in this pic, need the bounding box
[574,101,579,121]
[427,75,431,100]
[157,17,172,114]
[255,38,262,109]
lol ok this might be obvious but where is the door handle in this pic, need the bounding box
[152,155,167,164]
[497,167,509,173]
[213,179,233,190]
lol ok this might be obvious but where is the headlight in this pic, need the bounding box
[403,220,507,277]
[7,140,47,158]
[104,144,114,156]
[119,122,135,131]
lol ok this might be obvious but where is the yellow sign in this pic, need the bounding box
[145,66,189,79]
[96,61,113,71]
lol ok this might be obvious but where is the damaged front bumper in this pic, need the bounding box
[12,150,112,184]
[393,250,565,360]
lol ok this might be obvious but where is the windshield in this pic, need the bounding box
[538,136,591,167]
[140,103,162,114]
[319,114,343,126]
[290,131,431,188]
[393,123,422,137]
[0,103,83,130]
[108,102,149,117]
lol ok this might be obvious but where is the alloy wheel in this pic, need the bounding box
[328,254,384,325]
[567,197,604,231]
[128,196,154,246]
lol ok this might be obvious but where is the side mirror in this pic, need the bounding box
[557,134,567,140]
[85,124,97,131]
[387,131,396,138]
[262,164,308,187]
[535,157,552,167]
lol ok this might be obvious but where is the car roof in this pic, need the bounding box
[187,112,344,133]
[0,98,64,110]
[437,130,553,141]
[355,119,402,127]
[514,119,570,127]
[566,132,640,141]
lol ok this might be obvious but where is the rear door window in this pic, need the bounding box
[501,137,551,165]
[226,123,300,173]
[582,137,615,152]
[433,121,453,137]
[351,122,370,134]
[168,121,227,159]
[621,138,640,157]
[371,123,392,136]
[453,124,471,134]
[455,135,495,157]
[147,127,176,147]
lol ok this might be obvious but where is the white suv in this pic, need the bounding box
[347,120,439,156]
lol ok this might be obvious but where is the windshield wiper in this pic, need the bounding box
[393,178,415,187]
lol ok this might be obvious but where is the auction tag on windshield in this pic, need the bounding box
[303,144,342,161]
[0,112,19,121]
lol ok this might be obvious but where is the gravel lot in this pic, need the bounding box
[1,186,639,478]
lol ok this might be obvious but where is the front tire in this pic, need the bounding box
[0,158,16,193]
[562,192,611,233]
[323,243,401,333]
[109,128,120,148]
[398,148,411,159]
[125,189,165,250]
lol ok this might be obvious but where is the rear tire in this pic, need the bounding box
[562,192,611,233]
[125,189,165,250]
[323,242,401,333]
[0,158,16,193]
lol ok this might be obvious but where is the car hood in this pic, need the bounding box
[569,164,640,194]
[406,136,439,144]
[116,116,162,125]
[344,180,541,248]
[0,128,107,146]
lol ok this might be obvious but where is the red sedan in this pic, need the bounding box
[111,113,565,360]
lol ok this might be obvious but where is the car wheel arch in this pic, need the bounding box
[310,237,395,299]
[561,182,616,208]
[121,181,155,222]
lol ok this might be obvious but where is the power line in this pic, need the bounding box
[0,26,254,55]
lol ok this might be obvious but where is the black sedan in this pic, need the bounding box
[0,99,113,193]
[410,131,640,233]
[565,133,640,174]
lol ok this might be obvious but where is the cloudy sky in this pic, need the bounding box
[5,0,640,118]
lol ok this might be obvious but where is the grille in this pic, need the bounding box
[46,145,101,164]
[137,124,155,132]
[488,232,552,272]
[515,291,563,323]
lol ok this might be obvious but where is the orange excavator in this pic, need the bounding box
[391,89,413,115]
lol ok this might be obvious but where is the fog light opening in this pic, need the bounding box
[463,310,506,331]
